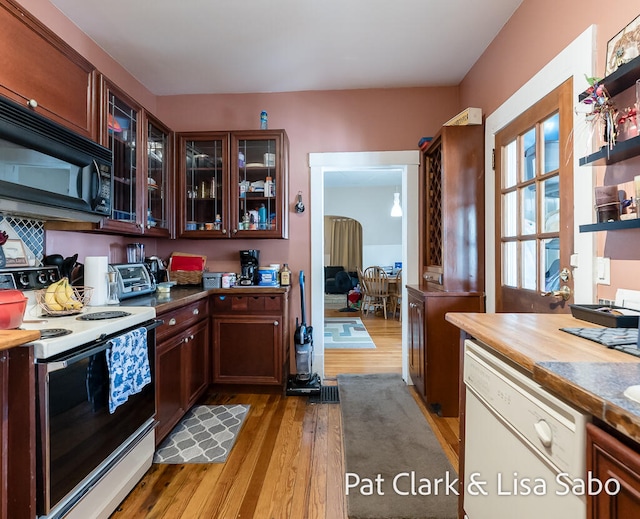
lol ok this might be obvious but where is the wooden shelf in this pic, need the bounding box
[579,55,640,101]
[579,218,640,233]
[578,55,640,167]
[579,135,640,166]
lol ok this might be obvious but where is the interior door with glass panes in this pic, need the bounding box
[495,79,574,313]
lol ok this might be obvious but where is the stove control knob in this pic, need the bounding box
[37,272,48,284]
[49,271,58,283]
[18,273,29,287]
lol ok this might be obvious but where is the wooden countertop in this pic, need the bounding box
[0,330,40,351]
[445,312,640,442]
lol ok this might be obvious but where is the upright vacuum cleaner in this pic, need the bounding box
[286,270,321,395]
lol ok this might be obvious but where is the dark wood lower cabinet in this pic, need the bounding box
[211,289,290,388]
[0,345,35,519]
[408,289,425,397]
[587,421,640,518]
[407,285,484,417]
[155,299,210,445]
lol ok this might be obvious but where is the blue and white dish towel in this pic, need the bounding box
[106,327,151,414]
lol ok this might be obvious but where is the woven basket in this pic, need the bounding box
[169,269,203,285]
[168,252,206,285]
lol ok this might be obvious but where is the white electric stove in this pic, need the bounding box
[21,305,156,359]
[1,265,158,519]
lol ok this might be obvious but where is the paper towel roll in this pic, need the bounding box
[84,256,108,306]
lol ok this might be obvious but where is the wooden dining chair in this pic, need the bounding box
[356,267,368,315]
[362,266,390,319]
[389,268,402,320]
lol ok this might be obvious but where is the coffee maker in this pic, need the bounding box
[239,249,260,286]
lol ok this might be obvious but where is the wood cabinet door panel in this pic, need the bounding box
[0,1,95,138]
[587,422,640,519]
[424,293,484,417]
[212,316,281,385]
[155,336,185,445]
[407,289,425,396]
[183,320,210,409]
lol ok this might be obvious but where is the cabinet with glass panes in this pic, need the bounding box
[176,130,288,239]
[100,80,142,234]
[144,114,171,237]
[98,78,172,236]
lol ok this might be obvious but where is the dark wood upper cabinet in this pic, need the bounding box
[421,125,485,292]
[0,0,97,140]
[176,130,289,239]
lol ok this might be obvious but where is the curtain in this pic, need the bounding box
[325,216,362,272]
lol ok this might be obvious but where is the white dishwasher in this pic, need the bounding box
[463,339,590,519]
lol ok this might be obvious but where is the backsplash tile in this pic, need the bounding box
[0,213,44,265]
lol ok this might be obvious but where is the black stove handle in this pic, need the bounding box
[40,319,163,373]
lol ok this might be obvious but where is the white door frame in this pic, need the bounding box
[309,151,420,381]
[484,25,597,311]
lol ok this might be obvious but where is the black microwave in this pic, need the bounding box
[0,95,112,221]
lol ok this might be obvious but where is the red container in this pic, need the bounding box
[0,290,28,329]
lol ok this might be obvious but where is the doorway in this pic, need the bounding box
[310,151,420,381]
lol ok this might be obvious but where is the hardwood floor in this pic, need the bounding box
[111,308,459,518]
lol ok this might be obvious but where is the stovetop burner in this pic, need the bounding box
[38,328,73,339]
[76,311,132,321]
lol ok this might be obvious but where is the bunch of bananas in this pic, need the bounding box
[43,277,83,311]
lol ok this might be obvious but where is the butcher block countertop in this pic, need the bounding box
[445,312,640,443]
[0,329,40,351]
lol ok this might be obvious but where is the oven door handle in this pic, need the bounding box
[42,319,162,373]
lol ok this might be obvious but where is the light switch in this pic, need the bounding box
[597,257,610,285]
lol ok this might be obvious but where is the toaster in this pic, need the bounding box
[109,263,156,300]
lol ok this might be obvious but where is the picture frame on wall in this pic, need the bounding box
[606,14,640,76]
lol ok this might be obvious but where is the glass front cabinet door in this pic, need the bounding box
[177,132,229,236]
[177,130,288,239]
[100,78,172,236]
[101,81,143,233]
[144,114,171,236]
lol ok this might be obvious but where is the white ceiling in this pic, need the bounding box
[50,0,523,96]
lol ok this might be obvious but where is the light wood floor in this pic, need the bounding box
[111,308,459,518]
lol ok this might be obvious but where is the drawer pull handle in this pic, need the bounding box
[274,320,279,326]
[169,318,177,326]
[193,308,199,315]
[27,98,38,109]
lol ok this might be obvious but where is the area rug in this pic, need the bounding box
[324,317,376,349]
[153,404,249,464]
[338,373,457,519]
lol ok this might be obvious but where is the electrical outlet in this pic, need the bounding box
[596,257,611,285]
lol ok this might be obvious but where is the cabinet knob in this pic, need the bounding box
[193,308,199,315]
[27,99,38,109]
[273,320,279,326]
[168,318,177,326]
[232,229,238,234]
[222,229,227,234]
